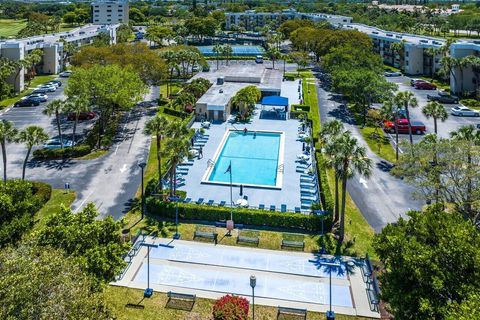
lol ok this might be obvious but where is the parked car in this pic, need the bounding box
[26,93,48,102]
[59,71,72,78]
[410,79,425,86]
[383,118,426,134]
[43,138,73,149]
[414,81,437,90]
[37,84,56,92]
[384,71,402,77]
[192,65,200,72]
[31,88,49,95]
[427,93,458,104]
[451,106,480,117]
[46,80,62,87]
[66,111,97,121]
[14,97,40,107]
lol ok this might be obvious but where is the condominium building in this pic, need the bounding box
[346,24,445,76]
[91,0,129,25]
[225,9,352,31]
[450,41,480,95]
[0,24,118,92]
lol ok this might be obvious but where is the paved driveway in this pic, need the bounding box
[387,76,479,145]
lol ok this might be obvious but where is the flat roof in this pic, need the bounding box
[194,64,283,107]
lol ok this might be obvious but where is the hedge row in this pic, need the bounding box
[163,106,189,119]
[31,181,52,206]
[290,110,309,119]
[33,145,92,160]
[292,104,310,112]
[146,197,332,232]
[315,152,334,213]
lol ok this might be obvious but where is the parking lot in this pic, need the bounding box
[386,76,479,145]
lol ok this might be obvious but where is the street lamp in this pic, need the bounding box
[141,242,159,298]
[138,162,146,220]
[168,196,182,239]
[250,275,256,320]
[322,261,341,320]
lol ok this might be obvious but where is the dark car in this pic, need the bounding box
[427,93,458,104]
[415,81,437,90]
[14,97,40,107]
[67,111,97,121]
[31,88,48,95]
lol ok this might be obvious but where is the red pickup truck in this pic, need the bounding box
[383,118,426,135]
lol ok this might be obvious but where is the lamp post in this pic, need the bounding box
[138,162,147,219]
[168,196,181,239]
[250,275,256,320]
[141,242,159,298]
[322,261,341,320]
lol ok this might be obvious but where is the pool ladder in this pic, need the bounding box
[278,164,284,173]
[207,159,215,168]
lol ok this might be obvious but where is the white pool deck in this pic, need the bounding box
[112,238,380,318]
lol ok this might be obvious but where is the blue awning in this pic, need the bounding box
[261,96,289,107]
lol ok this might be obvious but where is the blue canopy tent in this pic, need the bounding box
[260,96,289,120]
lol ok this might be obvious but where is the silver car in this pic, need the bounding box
[451,106,480,117]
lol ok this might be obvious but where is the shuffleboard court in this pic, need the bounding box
[134,263,353,307]
[149,242,348,279]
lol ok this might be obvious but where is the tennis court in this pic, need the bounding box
[197,45,265,57]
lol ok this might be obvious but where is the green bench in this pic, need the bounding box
[236,230,259,246]
[166,291,196,311]
[277,306,307,319]
[281,233,305,251]
[193,226,218,244]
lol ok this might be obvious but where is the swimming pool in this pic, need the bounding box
[197,45,265,57]
[202,130,284,188]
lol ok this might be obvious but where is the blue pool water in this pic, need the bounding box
[197,45,265,57]
[208,131,281,186]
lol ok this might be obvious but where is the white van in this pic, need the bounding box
[255,55,263,64]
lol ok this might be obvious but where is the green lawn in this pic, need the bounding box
[105,286,375,320]
[0,75,56,109]
[33,189,76,230]
[0,19,80,38]
[360,127,397,163]
[0,19,27,38]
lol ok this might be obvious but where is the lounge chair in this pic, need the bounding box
[207,199,214,206]
[301,195,318,202]
[219,200,226,207]
[297,163,312,170]
[300,188,316,194]
[295,207,301,214]
[270,205,276,211]
[196,198,204,205]
[184,198,191,203]
[300,182,317,188]
[281,204,287,212]
[176,181,186,188]
[259,204,265,210]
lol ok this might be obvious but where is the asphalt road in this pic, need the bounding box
[386,76,480,145]
[0,82,159,219]
[314,72,423,232]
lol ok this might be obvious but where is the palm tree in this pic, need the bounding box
[222,45,233,66]
[0,120,18,183]
[380,98,401,161]
[457,57,470,95]
[395,91,418,147]
[17,126,48,180]
[166,138,190,196]
[450,125,480,218]
[64,97,89,145]
[213,44,222,70]
[319,120,345,222]
[463,56,480,96]
[424,47,439,80]
[422,101,448,134]
[440,56,458,93]
[144,115,169,192]
[43,99,64,148]
[332,132,372,243]
[391,41,405,72]
[267,47,281,70]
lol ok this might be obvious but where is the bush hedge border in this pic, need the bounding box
[146,197,332,232]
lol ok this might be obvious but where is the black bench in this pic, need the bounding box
[277,306,307,320]
[193,227,218,244]
[281,240,305,250]
[128,239,144,259]
[166,291,196,311]
[237,230,259,246]
[361,253,373,281]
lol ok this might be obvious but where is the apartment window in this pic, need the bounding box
[94,10,99,12]
[107,19,111,22]
[405,51,409,57]
[118,9,123,12]
[107,10,112,12]
[406,61,409,66]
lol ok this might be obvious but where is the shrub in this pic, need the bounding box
[146,197,332,232]
[33,145,92,160]
[460,99,480,110]
[290,110,309,119]
[292,104,310,112]
[163,106,188,119]
[212,295,249,320]
[31,181,52,205]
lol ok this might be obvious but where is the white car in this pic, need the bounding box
[384,71,402,77]
[451,106,480,117]
[59,71,72,78]
[26,93,48,102]
[43,138,74,149]
[37,84,56,92]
